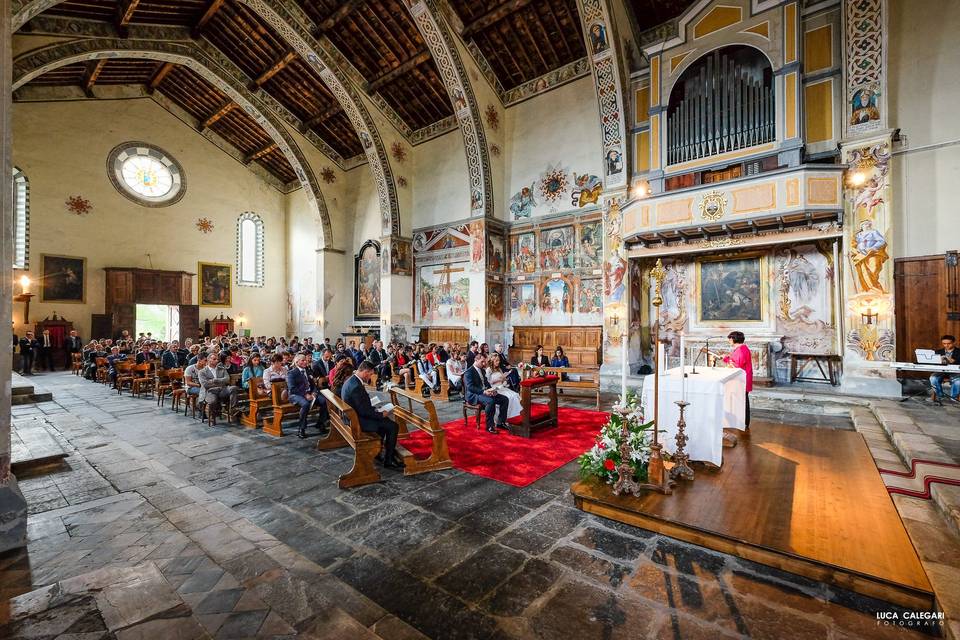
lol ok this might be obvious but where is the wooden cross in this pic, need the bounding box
[434,264,465,293]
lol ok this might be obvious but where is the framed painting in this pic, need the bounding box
[41,254,86,303]
[696,254,767,324]
[355,240,381,320]
[198,262,232,307]
[390,237,412,276]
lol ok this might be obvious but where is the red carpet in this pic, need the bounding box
[400,406,610,487]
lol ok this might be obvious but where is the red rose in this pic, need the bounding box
[603,459,616,471]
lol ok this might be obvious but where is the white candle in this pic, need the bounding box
[679,333,686,399]
[621,337,628,403]
[657,341,665,375]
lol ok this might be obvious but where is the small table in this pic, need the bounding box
[790,353,842,386]
[508,375,559,438]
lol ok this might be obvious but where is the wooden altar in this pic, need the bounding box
[204,313,235,337]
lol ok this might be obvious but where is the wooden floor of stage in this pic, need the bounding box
[572,421,934,609]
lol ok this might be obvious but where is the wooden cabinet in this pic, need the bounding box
[510,326,603,367]
[418,327,470,346]
[104,268,193,307]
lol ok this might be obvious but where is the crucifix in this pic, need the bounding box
[434,263,465,295]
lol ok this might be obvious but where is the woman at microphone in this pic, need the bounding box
[703,331,753,428]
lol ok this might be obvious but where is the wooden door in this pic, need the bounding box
[90,314,112,341]
[894,254,960,361]
[178,305,200,343]
[111,304,136,340]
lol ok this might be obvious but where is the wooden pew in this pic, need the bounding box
[241,376,272,429]
[434,364,462,401]
[264,380,307,437]
[522,366,601,410]
[388,387,453,476]
[393,360,423,395]
[317,389,382,488]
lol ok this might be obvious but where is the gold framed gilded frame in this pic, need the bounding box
[40,254,86,303]
[695,252,768,325]
[198,261,232,307]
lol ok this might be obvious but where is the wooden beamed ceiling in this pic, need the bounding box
[447,0,587,91]
[24,58,298,183]
[625,0,695,33]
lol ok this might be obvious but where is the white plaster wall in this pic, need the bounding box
[888,0,960,258]
[503,75,604,219]
[12,98,287,338]
[410,129,470,229]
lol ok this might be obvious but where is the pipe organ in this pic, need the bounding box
[667,48,776,165]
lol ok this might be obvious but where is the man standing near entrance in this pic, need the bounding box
[18,331,37,376]
[38,329,54,371]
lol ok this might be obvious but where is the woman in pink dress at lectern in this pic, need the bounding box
[722,331,752,429]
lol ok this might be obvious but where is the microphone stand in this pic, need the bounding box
[690,337,708,374]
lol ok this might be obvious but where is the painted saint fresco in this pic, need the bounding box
[489,283,505,321]
[509,183,537,219]
[577,278,603,315]
[390,237,412,276]
[510,283,538,324]
[510,232,537,273]
[487,231,506,273]
[588,22,608,54]
[603,247,626,303]
[540,226,575,270]
[850,86,880,126]
[571,173,603,208]
[355,242,381,320]
[578,221,603,268]
[541,278,572,325]
[698,256,765,323]
[418,262,470,325]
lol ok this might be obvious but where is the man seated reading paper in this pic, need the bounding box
[929,334,960,402]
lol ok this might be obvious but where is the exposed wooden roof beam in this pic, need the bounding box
[366,49,431,94]
[199,99,235,130]
[115,0,141,37]
[251,50,296,89]
[301,103,343,132]
[244,142,278,164]
[318,0,365,32]
[462,0,536,39]
[193,0,226,37]
[147,61,175,93]
[82,59,107,97]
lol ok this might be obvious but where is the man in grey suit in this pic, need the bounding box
[197,352,238,425]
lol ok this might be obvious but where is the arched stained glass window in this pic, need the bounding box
[236,212,264,287]
[12,167,29,270]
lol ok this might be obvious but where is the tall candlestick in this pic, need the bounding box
[620,337,628,403]
[679,333,686,400]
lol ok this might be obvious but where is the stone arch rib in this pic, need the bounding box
[406,0,493,217]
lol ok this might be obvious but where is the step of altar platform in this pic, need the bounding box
[11,372,54,405]
[10,417,69,476]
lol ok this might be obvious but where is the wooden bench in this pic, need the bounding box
[264,380,321,437]
[508,375,559,438]
[393,360,424,395]
[317,389,382,488]
[389,387,453,476]
[522,366,600,409]
[241,376,272,429]
[790,353,842,386]
[434,364,462,401]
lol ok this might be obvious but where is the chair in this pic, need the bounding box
[157,369,183,407]
[462,400,486,431]
[132,363,157,398]
[115,362,137,394]
[71,353,83,376]
[95,357,109,384]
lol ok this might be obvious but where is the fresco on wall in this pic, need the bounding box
[540,226,575,270]
[412,224,471,253]
[578,221,603,267]
[588,21,608,54]
[510,164,603,219]
[541,278,573,325]
[776,243,837,354]
[510,232,537,273]
[418,262,470,325]
[489,283,505,322]
[571,173,603,208]
[578,278,603,315]
[487,231,506,273]
[603,247,627,303]
[390,237,412,276]
[510,284,538,324]
[355,242,381,320]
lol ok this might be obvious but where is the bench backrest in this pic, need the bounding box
[389,386,441,434]
[270,380,291,407]
[321,389,362,442]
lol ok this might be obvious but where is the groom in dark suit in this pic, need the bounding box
[286,353,328,439]
[464,353,509,434]
[341,361,401,469]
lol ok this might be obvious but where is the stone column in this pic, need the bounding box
[838,0,899,396]
[379,236,414,344]
[1,0,29,553]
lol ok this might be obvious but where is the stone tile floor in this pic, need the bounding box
[0,372,951,639]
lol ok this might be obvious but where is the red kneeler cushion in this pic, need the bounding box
[507,403,551,426]
[519,375,559,388]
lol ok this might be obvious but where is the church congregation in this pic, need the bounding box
[2,0,960,638]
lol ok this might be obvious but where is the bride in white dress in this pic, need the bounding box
[486,353,522,420]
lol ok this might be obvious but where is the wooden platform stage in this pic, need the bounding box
[571,421,934,610]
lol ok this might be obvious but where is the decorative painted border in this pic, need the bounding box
[106,141,186,207]
[408,0,493,217]
[235,212,265,287]
[12,167,29,270]
[12,38,335,249]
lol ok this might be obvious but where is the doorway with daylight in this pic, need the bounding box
[135,304,180,342]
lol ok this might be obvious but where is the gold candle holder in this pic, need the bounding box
[670,400,695,481]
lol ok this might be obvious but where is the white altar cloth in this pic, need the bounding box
[640,366,746,466]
